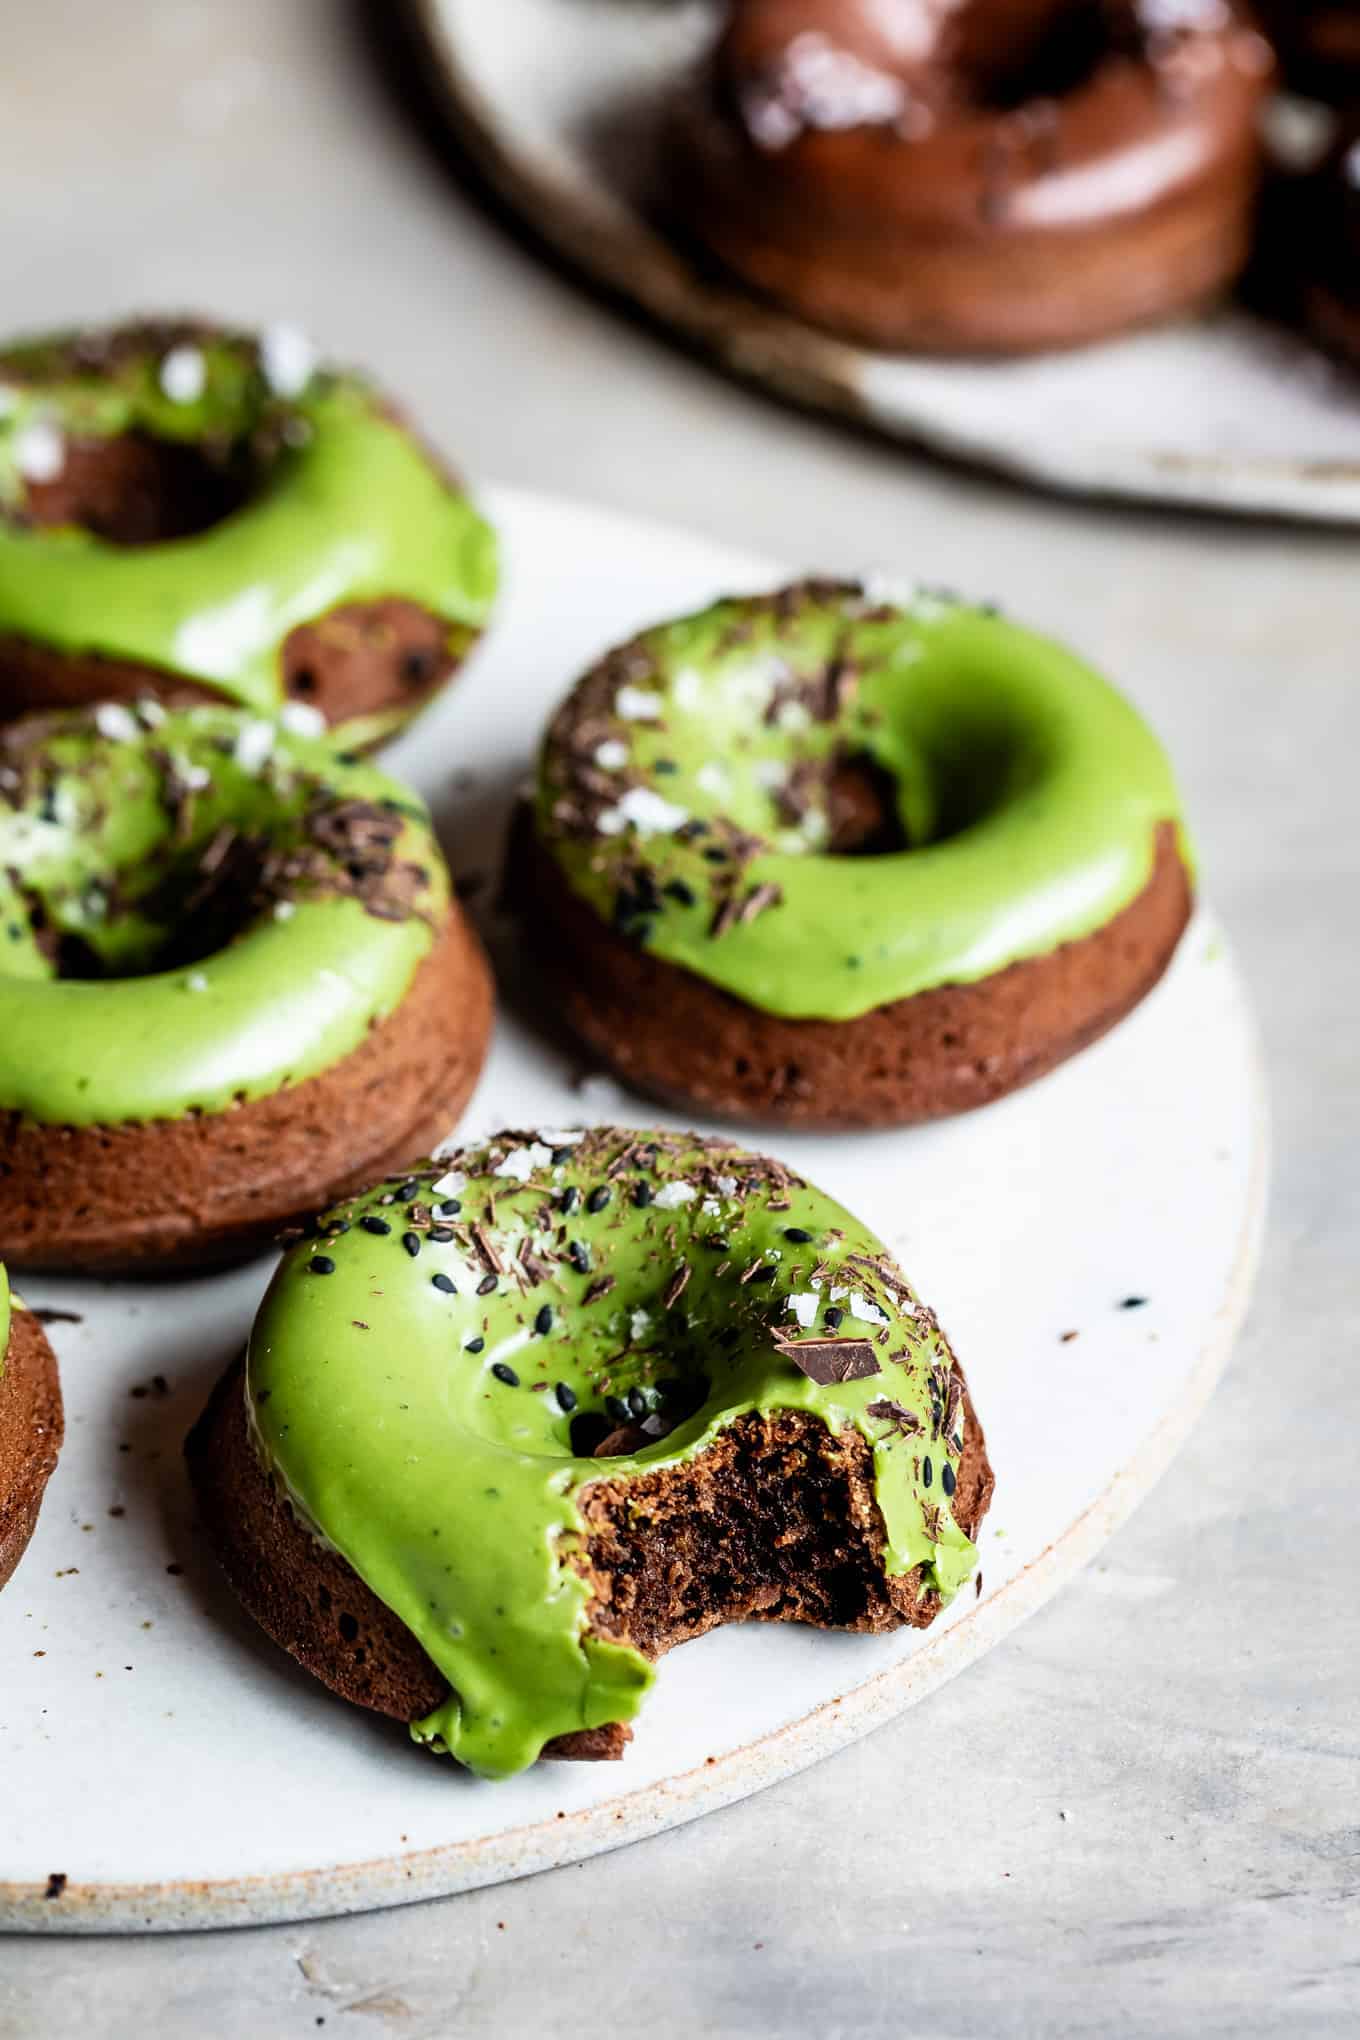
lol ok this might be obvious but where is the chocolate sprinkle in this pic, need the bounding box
[776,1336,880,1384]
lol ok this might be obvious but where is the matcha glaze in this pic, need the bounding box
[536,581,1191,1022]
[248,1128,982,1779]
[0,703,448,1125]
[0,324,498,724]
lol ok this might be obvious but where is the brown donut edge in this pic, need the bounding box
[510,817,1192,1130]
[0,1307,64,1594]
[185,1348,993,1765]
[0,905,494,1275]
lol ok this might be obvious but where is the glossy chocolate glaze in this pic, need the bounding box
[674,0,1274,351]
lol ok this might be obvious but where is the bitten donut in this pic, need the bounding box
[0,703,492,1272]
[514,580,1194,1129]
[671,0,1273,352]
[187,1127,993,1778]
[0,320,498,748]
[0,1268,63,1592]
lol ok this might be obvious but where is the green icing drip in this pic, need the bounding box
[536,584,1191,1022]
[0,328,498,720]
[0,704,447,1125]
[248,1128,981,1780]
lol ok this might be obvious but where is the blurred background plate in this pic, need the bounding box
[411,0,1360,522]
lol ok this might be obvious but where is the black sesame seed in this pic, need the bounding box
[663,879,696,907]
[627,1387,647,1419]
[491,1363,520,1388]
[402,1232,421,1258]
[783,1227,813,1244]
[586,1186,611,1214]
[360,1215,391,1236]
[551,1145,575,1166]
[605,1395,630,1423]
[438,1198,462,1217]
[398,1180,419,1202]
[309,1256,336,1276]
[922,1455,934,1488]
[430,1226,454,1243]
[559,1185,580,1216]
[465,1336,486,1354]
[702,846,727,864]
[476,1273,498,1297]
[1120,1296,1148,1310]
[534,1305,554,1336]
[430,1272,456,1295]
[632,1182,653,1208]
[556,1382,578,1413]
[653,758,678,774]
[824,1306,844,1330]
[749,1262,776,1282]
[323,1218,351,1236]
[942,1463,957,1497]
[568,1240,591,1274]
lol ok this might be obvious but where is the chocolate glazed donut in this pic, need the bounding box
[672,0,1274,352]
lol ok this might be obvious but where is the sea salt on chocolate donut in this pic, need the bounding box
[671,0,1273,352]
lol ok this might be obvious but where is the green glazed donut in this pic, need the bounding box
[522,579,1193,1125]
[0,702,492,1270]
[0,321,498,748]
[200,1127,991,1780]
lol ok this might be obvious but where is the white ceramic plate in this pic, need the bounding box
[410,0,1360,522]
[0,486,1266,1933]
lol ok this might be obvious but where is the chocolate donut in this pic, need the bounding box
[0,1269,63,1593]
[0,704,492,1272]
[1257,3,1360,101]
[187,1128,993,1777]
[671,0,1274,352]
[514,580,1193,1129]
[0,321,498,748]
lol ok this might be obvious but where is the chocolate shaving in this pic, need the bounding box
[865,1397,921,1435]
[583,1275,616,1306]
[776,1336,880,1385]
[661,1263,691,1310]
[471,1224,504,1277]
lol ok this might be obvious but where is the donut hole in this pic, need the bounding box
[824,750,908,855]
[19,430,256,546]
[954,0,1114,113]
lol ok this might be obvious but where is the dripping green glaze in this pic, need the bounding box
[0,704,448,1125]
[0,326,498,719]
[535,583,1192,1022]
[247,1127,981,1780]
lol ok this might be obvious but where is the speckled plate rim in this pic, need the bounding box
[1,1028,1268,1934]
[406,0,1360,524]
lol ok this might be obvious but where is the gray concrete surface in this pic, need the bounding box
[1,4,1355,2034]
